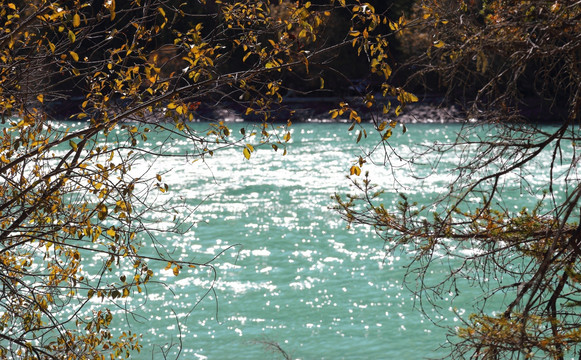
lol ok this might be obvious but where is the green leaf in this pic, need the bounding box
[68,30,76,43]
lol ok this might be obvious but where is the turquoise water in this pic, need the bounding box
[66,122,567,359]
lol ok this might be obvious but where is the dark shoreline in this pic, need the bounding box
[44,94,566,124]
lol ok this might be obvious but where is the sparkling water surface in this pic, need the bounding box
[56,121,570,359]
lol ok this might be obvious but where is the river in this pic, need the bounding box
[65,121,565,359]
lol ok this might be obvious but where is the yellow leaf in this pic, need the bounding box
[433,40,445,48]
[108,0,116,20]
[246,144,254,152]
[350,165,361,176]
[395,105,402,117]
[173,266,180,276]
[73,13,81,27]
[70,51,79,61]
[37,94,44,103]
[97,203,108,220]
[284,132,291,142]
[243,147,251,160]
[398,15,406,26]
[383,128,392,140]
[382,64,392,79]
[107,228,116,237]
[8,3,16,10]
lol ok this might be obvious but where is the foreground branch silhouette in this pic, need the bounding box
[336,0,581,359]
[0,1,415,358]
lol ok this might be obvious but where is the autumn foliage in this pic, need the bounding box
[0,0,414,358]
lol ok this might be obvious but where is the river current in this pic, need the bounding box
[64,121,566,359]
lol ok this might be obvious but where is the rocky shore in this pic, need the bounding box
[45,93,563,124]
[190,95,464,124]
